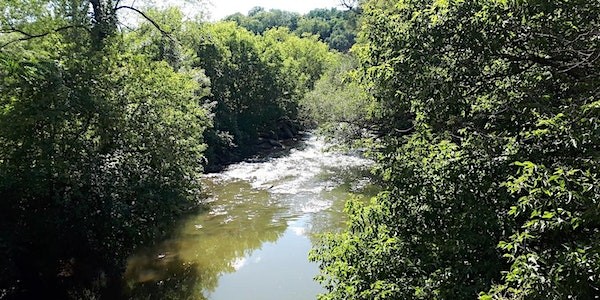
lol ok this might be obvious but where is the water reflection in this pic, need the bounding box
[125,181,287,299]
[124,135,378,299]
[206,216,323,300]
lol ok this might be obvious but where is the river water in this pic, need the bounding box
[124,135,378,299]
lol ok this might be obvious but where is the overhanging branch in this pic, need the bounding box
[114,5,172,38]
[0,25,91,50]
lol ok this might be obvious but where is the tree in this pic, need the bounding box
[0,0,169,49]
[224,7,301,34]
[177,21,333,170]
[224,7,358,52]
[0,2,211,298]
[299,53,373,142]
[311,0,599,299]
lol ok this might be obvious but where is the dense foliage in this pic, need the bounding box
[299,53,374,143]
[0,1,334,298]
[225,7,359,52]
[183,22,333,169]
[311,0,599,299]
[0,3,212,298]
[185,21,289,167]
[3,0,597,299]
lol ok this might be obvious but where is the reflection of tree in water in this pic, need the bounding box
[123,180,287,299]
[307,165,380,241]
[125,256,207,300]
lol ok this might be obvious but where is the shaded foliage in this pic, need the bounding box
[312,0,599,299]
[0,40,210,298]
[0,1,337,297]
[180,22,334,170]
[0,2,206,299]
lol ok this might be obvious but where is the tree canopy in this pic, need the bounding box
[225,7,359,52]
[2,0,598,299]
[0,1,335,298]
[311,0,599,299]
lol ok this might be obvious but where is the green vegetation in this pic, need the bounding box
[225,7,359,52]
[0,3,211,298]
[190,23,333,169]
[1,0,598,299]
[0,1,333,298]
[299,53,374,143]
[310,0,599,299]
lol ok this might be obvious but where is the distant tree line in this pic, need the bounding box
[225,7,359,52]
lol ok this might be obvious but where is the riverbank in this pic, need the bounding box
[124,134,379,299]
[205,119,307,173]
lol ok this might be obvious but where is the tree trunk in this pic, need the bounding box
[89,0,116,47]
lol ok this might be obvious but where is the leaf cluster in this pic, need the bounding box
[225,7,359,52]
[311,0,599,299]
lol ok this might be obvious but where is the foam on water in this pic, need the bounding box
[125,134,378,300]
[210,135,373,210]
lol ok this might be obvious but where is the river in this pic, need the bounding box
[123,134,378,299]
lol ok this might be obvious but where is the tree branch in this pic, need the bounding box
[114,5,172,38]
[0,25,91,50]
[339,0,359,10]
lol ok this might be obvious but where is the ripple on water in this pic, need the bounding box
[124,134,378,300]
[211,135,373,214]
